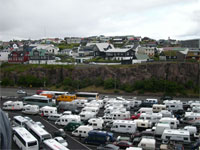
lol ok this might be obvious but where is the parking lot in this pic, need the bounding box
[0,89,199,150]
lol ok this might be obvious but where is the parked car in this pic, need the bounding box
[97,144,119,150]
[160,95,173,101]
[54,137,68,147]
[17,90,26,94]
[54,129,67,139]
[113,141,133,149]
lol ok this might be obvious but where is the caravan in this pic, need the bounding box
[3,101,23,110]
[80,111,96,122]
[134,119,152,131]
[139,113,162,124]
[152,104,166,113]
[111,120,137,134]
[159,117,179,129]
[110,110,130,120]
[137,107,153,114]
[55,115,81,126]
[88,118,104,130]
[22,105,39,115]
[181,112,200,126]
[39,106,57,116]
[81,107,99,115]
[163,100,183,111]
[72,125,93,137]
[161,129,191,143]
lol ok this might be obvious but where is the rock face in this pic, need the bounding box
[1,62,200,86]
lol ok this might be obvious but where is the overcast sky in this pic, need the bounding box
[0,0,200,41]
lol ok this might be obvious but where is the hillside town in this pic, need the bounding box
[0,35,200,65]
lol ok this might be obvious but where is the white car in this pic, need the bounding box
[17,90,26,94]
[54,137,68,147]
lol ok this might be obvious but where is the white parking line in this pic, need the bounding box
[40,117,92,150]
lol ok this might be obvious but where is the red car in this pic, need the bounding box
[113,141,133,149]
[131,113,141,120]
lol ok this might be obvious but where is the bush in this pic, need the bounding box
[104,78,115,89]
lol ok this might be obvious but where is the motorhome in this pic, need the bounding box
[163,100,183,111]
[80,111,96,122]
[13,126,39,150]
[134,119,152,131]
[181,112,200,126]
[72,99,88,108]
[81,107,99,115]
[88,118,104,130]
[110,110,130,120]
[85,102,100,108]
[159,117,179,129]
[160,110,173,118]
[138,137,156,150]
[47,113,62,121]
[137,107,153,114]
[72,125,93,137]
[39,106,57,117]
[3,101,23,110]
[104,106,126,115]
[152,104,166,113]
[22,105,39,115]
[161,129,191,143]
[90,100,104,108]
[55,115,81,126]
[102,115,115,123]
[84,130,114,145]
[139,113,162,124]
[141,99,158,107]
[184,126,197,135]
[111,120,137,134]
[154,123,171,137]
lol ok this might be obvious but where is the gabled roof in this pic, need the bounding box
[86,43,114,52]
[106,48,131,53]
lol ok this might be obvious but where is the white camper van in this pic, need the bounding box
[154,123,171,136]
[161,129,190,143]
[134,119,152,130]
[40,106,57,117]
[163,100,183,111]
[111,120,137,134]
[81,107,99,115]
[138,137,156,150]
[55,115,81,126]
[152,104,166,113]
[3,101,23,110]
[139,113,162,124]
[22,105,39,115]
[88,118,104,130]
[110,110,130,120]
[72,125,93,137]
[137,107,153,114]
[80,111,96,121]
[159,117,179,129]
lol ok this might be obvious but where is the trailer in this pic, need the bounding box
[39,106,57,117]
[55,115,81,126]
[3,101,23,110]
[111,120,137,134]
[22,105,39,115]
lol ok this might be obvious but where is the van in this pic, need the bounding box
[138,137,156,150]
[88,118,104,130]
[84,130,114,145]
[3,101,23,110]
[22,105,39,115]
[55,115,81,126]
[40,106,57,117]
[63,122,83,131]
[72,125,93,137]
[111,120,137,134]
[152,104,166,113]
[47,114,62,121]
[161,129,191,143]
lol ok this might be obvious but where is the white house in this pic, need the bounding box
[30,44,59,55]
[137,46,156,57]
[0,50,10,62]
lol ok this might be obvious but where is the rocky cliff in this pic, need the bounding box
[1,62,200,86]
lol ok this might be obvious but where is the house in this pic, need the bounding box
[159,47,188,61]
[30,44,59,55]
[186,50,200,61]
[137,47,156,57]
[180,39,200,49]
[8,50,29,64]
[0,50,10,62]
[64,37,82,44]
[28,49,55,64]
[132,54,149,64]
